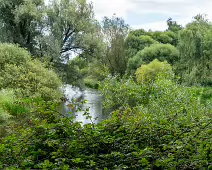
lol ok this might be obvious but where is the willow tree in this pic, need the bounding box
[177,14,212,86]
[44,0,102,63]
[0,0,45,54]
[102,15,130,76]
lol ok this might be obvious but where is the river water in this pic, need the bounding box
[61,84,107,124]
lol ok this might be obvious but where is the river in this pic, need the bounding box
[61,84,108,124]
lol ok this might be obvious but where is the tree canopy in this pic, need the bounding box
[127,43,179,73]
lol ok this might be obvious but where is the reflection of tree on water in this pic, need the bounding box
[61,84,106,124]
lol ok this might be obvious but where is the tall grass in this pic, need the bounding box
[0,89,29,137]
[0,89,13,137]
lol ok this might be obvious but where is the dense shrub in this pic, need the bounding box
[0,43,62,100]
[98,76,149,110]
[135,59,173,86]
[0,80,211,169]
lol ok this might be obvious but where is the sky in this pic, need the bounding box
[88,0,212,31]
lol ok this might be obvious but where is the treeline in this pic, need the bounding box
[1,0,211,86]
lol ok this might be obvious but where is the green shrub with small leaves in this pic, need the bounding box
[135,59,174,86]
[0,43,62,100]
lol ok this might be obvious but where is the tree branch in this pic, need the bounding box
[63,27,76,44]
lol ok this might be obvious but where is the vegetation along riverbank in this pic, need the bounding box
[0,0,211,169]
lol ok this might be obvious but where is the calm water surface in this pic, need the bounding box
[62,84,108,124]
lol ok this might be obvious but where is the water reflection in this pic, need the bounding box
[62,84,105,124]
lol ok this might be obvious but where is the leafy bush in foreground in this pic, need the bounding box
[0,79,211,169]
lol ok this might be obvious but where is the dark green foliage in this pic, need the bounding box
[139,44,179,64]
[167,17,183,33]
[148,31,176,45]
[99,76,149,109]
[0,0,45,54]
[102,15,130,76]
[0,4,211,170]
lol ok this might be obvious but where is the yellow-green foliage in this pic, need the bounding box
[135,59,173,85]
[0,43,62,100]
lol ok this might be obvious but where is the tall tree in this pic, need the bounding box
[167,18,182,33]
[0,0,45,54]
[102,15,130,76]
[177,14,212,86]
[44,0,101,63]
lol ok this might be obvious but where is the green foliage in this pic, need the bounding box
[84,78,99,89]
[194,87,212,105]
[125,34,158,57]
[127,43,179,73]
[82,59,110,82]
[0,89,29,137]
[139,43,179,64]
[136,59,174,86]
[0,6,211,169]
[148,31,176,45]
[102,14,129,43]
[99,76,149,109]
[0,0,45,54]
[128,29,178,46]
[127,29,147,37]
[64,57,86,86]
[102,15,130,76]
[105,34,127,75]
[177,14,212,86]
[167,17,183,33]
[0,43,62,100]
[0,0,104,77]
[0,90,13,125]
[45,0,101,61]
[0,79,211,169]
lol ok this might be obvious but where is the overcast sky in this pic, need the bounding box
[88,0,212,31]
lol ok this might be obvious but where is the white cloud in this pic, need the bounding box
[89,0,212,31]
[132,21,168,31]
[89,0,136,20]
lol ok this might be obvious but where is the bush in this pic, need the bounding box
[0,80,211,169]
[135,59,174,86]
[149,31,175,44]
[98,76,149,110]
[0,43,62,100]
[140,43,179,64]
